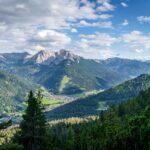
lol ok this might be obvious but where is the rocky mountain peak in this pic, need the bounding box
[56,49,80,62]
[28,49,80,65]
[31,50,56,64]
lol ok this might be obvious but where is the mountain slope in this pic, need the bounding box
[0,70,39,115]
[102,57,150,77]
[46,74,150,119]
[0,50,124,95]
[34,58,124,95]
[1,50,150,96]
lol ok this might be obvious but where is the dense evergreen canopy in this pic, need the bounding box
[1,88,150,150]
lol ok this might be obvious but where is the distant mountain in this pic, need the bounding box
[26,50,56,65]
[46,74,150,119]
[102,57,150,77]
[0,52,30,64]
[1,50,150,119]
[33,57,123,95]
[26,49,80,65]
[0,50,124,95]
[0,70,39,115]
[0,50,150,96]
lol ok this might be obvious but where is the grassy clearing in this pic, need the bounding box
[41,97,66,109]
[59,75,71,93]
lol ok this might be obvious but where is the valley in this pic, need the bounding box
[0,0,150,149]
[0,50,150,122]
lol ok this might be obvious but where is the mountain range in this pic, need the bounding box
[0,50,124,95]
[0,49,150,116]
[1,49,150,94]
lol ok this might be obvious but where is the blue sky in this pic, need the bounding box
[0,0,150,60]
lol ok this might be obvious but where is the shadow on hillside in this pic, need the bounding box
[45,97,104,120]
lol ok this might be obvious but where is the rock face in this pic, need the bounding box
[54,49,80,64]
[27,49,80,65]
[29,50,56,64]
[0,49,80,65]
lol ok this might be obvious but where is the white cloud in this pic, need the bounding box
[29,30,71,50]
[0,27,30,53]
[121,30,150,50]
[134,49,143,53]
[72,32,117,59]
[137,16,150,23]
[98,14,113,20]
[97,0,115,12]
[70,28,78,33]
[79,20,113,28]
[121,2,128,8]
[0,0,99,29]
[72,30,150,59]
[0,0,115,53]
[121,19,129,26]
[79,33,117,46]
[0,23,7,32]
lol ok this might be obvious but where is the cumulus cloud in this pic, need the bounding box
[79,20,113,28]
[0,0,115,53]
[73,30,150,59]
[134,49,144,53]
[98,14,113,20]
[1,0,148,60]
[121,19,129,26]
[29,30,71,51]
[137,16,150,23]
[72,32,117,59]
[0,0,98,29]
[121,2,128,8]
[70,28,78,33]
[79,33,117,47]
[121,30,150,51]
[97,0,115,12]
[0,28,29,53]
[0,0,115,30]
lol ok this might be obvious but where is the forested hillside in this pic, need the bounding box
[46,74,150,119]
[103,57,150,77]
[0,50,125,95]
[34,58,123,95]
[45,88,150,150]
[1,50,150,96]
[0,70,39,115]
[1,88,150,150]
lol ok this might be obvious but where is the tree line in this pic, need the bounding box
[0,88,150,150]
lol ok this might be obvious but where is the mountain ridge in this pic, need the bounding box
[1,49,150,95]
[46,74,150,119]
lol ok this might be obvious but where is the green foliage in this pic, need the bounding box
[0,143,24,150]
[46,74,150,119]
[35,59,123,95]
[1,88,150,149]
[0,120,12,130]
[41,97,65,108]
[58,75,71,93]
[15,91,47,150]
[45,88,150,150]
[0,70,39,115]
[1,82,150,150]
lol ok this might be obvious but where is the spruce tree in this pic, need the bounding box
[19,91,47,150]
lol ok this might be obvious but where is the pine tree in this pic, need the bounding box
[19,91,47,150]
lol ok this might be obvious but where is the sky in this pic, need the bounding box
[0,0,150,60]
